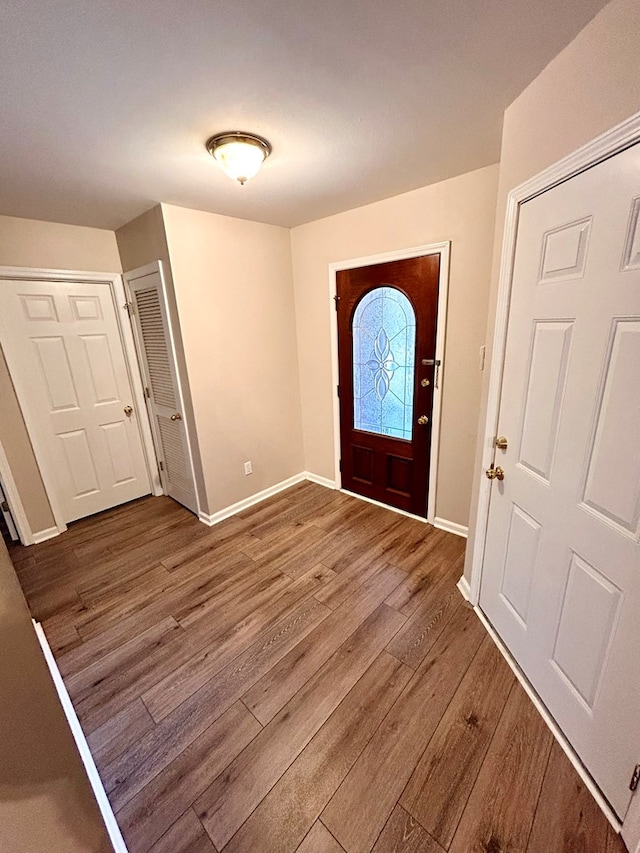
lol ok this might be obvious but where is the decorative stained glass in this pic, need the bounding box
[352,286,415,440]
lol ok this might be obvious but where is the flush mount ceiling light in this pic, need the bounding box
[206,131,272,186]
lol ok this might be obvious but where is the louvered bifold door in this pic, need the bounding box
[127,270,197,513]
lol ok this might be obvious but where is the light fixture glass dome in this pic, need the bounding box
[206,132,272,185]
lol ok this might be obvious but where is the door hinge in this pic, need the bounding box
[144,386,151,399]
[159,461,164,472]
[631,764,640,792]
[123,301,134,316]
[333,294,340,311]
[0,500,9,513]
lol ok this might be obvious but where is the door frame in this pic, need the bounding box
[122,260,201,519]
[0,265,162,543]
[467,108,640,606]
[329,241,450,525]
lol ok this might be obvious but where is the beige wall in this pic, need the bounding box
[290,165,499,527]
[161,204,305,514]
[0,539,111,852]
[0,215,121,535]
[464,0,640,580]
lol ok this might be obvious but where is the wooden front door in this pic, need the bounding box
[337,255,440,516]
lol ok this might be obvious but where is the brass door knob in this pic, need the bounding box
[495,436,508,450]
[123,405,133,416]
[170,412,182,421]
[486,466,505,481]
[417,415,429,425]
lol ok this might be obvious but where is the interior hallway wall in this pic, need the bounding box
[290,164,499,528]
[160,203,305,515]
[0,215,121,534]
[464,0,640,581]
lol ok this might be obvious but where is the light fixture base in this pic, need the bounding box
[205,131,272,185]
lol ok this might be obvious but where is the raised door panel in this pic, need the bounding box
[622,197,640,271]
[551,553,622,710]
[100,421,136,486]
[80,334,121,405]
[31,336,80,412]
[581,320,640,538]
[58,429,100,499]
[539,218,591,283]
[518,321,573,483]
[500,504,542,627]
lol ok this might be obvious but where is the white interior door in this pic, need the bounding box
[480,142,640,818]
[0,280,151,523]
[125,267,198,514]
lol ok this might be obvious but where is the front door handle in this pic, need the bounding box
[417,415,429,425]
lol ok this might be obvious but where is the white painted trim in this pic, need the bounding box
[0,436,36,544]
[456,574,472,601]
[32,526,61,545]
[199,473,307,526]
[468,109,640,608]
[469,606,621,833]
[303,471,336,490]
[0,265,158,532]
[33,620,128,853]
[111,274,162,497]
[328,241,451,525]
[123,261,201,515]
[434,517,468,538]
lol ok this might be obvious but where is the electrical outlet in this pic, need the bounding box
[244,461,252,475]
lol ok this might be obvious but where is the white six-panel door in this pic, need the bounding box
[480,142,640,818]
[0,280,151,522]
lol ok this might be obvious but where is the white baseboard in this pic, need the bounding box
[434,517,468,538]
[198,473,308,526]
[32,525,62,544]
[456,575,472,601]
[471,607,622,834]
[302,471,336,490]
[33,620,128,853]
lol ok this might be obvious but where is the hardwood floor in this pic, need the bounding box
[9,483,626,853]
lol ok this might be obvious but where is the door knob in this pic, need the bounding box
[417,415,429,425]
[495,436,508,450]
[486,466,505,481]
[123,405,133,416]
[170,412,182,421]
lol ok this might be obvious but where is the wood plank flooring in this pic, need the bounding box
[9,483,626,853]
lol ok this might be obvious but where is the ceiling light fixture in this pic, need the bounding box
[206,131,272,186]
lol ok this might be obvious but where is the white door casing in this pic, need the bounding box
[0,479,19,541]
[0,279,152,523]
[124,264,198,514]
[479,142,640,818]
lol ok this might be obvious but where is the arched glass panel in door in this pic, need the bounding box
[352,286,416,440]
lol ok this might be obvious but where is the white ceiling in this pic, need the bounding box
[0,0,608,230]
